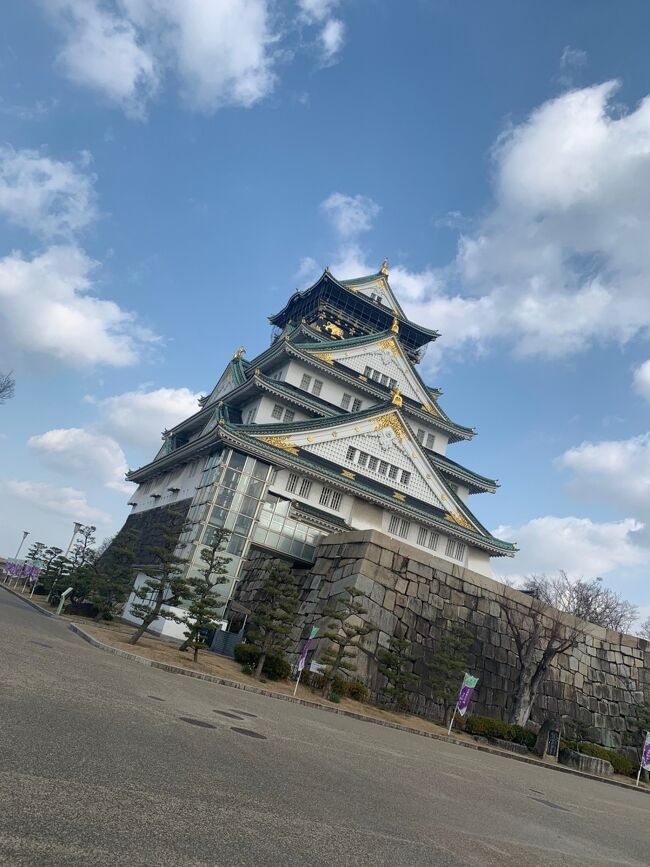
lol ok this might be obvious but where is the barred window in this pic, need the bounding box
[388,515,410,539]
[319,487,337,507]
[445,538,466,562]
[426,433,435,449]
[416,429,425,443]
[378,460,389,476]
[346,445,357,461]
[351,398,362,412]
[388,465,398,481]
[330,491,342,511]
[417,526,439,550]
[341,393,352,410]
[364,366,372,378]
[300,374,312,391]
[271,404,283,420]
[286,473,299,493]
[244,407,257,424]
[298,478,312,498]
[368,455,378,471]
[312,379,323,397]
[401,470,411,486]
[283,409,295,423]
[357,452,369,468]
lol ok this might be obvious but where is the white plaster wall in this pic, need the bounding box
[283,360,367,411]
[129,459,204,515]
[255,395,311,424]
[269,467,354,523]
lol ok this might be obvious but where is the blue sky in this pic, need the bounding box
[1,1,649,622]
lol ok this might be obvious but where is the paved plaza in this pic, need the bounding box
[0,589,647,867]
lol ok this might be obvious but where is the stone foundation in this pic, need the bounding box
[233,529,650,749]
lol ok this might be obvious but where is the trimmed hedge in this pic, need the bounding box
[233,643,292,680]
[464,716,536,751]
[562,740,634,777]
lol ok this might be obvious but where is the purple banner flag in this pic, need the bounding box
[297,626,319,673]
[642,732,650,772]
[455,673,479,717]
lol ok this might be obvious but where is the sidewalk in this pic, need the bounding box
[3,581,648,796]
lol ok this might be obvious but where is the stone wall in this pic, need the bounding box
[233,530,650,750]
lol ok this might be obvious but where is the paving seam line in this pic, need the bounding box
[61,617,648,796]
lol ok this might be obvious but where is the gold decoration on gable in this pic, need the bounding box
[378,337,399,357]
[256,435,299,456]
[393,492,406,502]
[421,402,442,417]
[444,511,475,531]
[380,258,389,276]
[391,387,403,407]
[314,352,334,365]
[232,346,246,359]
[373,412,407,441]
[341,470,356,480]
[391,317,399,334]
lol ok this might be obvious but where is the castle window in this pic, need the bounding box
[416,429,425,443]
[244,407,257,424]
[388,515,410,538]
[283,409,295,423]
[426,432,435,449]
[286,473,299,494]
[346,445,356,461]
[298,478,312,498]
[319,487,340,510]
[388,465,398,481]
[312,379,323,397]
[368,455,378,471]
[417,526,439,550]
[271,404,283,420]
[351,398,362,412]
[445,538,466,562]
[300,374,312,391]
[341,393,352,410]
[401,470,411,486]
[378,460,389,476]
[357,452,369,468]
[364,366,372,378]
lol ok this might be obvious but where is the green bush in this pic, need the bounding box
[234,643,259,665]
[241,663,253,675]
[345,680,369,702]
[563,740,634,776]
[464,716,536,750]
[330,692,341,703]
[232,643,291,680]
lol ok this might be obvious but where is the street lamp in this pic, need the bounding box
[64,522,83,558]
[14,530,29,559]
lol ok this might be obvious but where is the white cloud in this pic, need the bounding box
[28,427,132,493]
[0,146,96,238]
[321,192,380,238]
[3,479,112,525]
[0,245,157,369]
[493,515,646,580]
[557,434,650,520]
[47,0,158,118]
[298,0,344,63]
[633,360,650,402]
[87,385,202,450]
[45,0,277,115]
[400,81,650,363]
[320,18,344,62]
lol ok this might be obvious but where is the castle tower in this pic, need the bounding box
[120,265,516,636]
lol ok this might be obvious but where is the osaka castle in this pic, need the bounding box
[122,263,516,629]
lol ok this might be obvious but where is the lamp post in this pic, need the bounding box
[64,522,83,558]
[14,530,29,559]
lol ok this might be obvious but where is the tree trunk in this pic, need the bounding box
[254,652,266,679]
[129,593,163,645]
[178,638,190,652]
[193,644,199,663]
[509,675,534,726]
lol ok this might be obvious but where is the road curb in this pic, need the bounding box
[0,582,57,618]
[66,619,648,796]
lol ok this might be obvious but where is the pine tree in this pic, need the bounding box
[128,518,190,645]
[247,560,300,679]
[425,623,473,724]
[318,587,376,697]
[85,529,138,621]
[179,528,232,661]
[378,635,420,711]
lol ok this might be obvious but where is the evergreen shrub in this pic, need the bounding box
[562,740,633,776]
[345,680,369,702]
[233,643,291,680]
[464,716,536,750]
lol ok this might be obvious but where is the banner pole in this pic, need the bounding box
[293,669,302,698]
[636,762,642,787]
[448,706,457,735]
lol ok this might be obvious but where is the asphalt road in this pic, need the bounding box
[0,589,647,867]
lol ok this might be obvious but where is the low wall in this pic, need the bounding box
[234,530,650,750]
